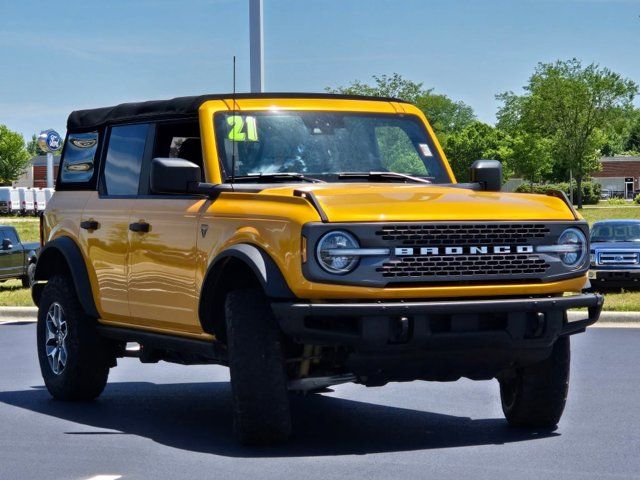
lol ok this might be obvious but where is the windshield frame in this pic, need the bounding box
[212,110,452,184]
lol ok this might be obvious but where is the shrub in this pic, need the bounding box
[635,194,640,205]
[515,181,601,205]
[606,197,628,206]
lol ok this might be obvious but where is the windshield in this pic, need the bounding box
[213,111,450,183]
[591,223,640,242]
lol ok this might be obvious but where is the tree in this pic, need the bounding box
[497,59,638,207]
[414,93,475,141]
[624,113,640,153]
[26,134,46,157]
[505,132,553,184]
[0,125,30,185]
[442,121,512,182]
[328,73,475,141]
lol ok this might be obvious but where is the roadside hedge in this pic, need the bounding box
[515,181,601,205]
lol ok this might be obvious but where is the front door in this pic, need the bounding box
[127,198,205,333]
[126,120,207,334]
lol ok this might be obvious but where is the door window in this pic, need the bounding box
[138,120,202,195]
[103,124,150,196]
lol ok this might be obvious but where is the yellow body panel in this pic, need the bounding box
[42,96,586,338]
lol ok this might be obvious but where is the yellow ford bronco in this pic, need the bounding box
[33,93,603,444]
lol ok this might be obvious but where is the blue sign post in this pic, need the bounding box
[37,129,62,188]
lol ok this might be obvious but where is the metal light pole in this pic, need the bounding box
[249,0,264,93]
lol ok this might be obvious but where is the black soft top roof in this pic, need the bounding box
[66,92,408,131]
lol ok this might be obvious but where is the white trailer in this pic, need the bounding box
[44,188,55,205]
[17,188,35,215]
[34,188,47,215]
[0,187,21,215]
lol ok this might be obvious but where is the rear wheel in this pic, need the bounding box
[499,336,570,428]
[21,263,36,289]
[225,288,292,445]
[37,275,113,401]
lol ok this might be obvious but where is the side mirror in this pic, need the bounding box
[150,158,202,194]
[470,159,502,192]
[2,238,12,250]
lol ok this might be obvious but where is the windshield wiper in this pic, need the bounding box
[338,171,432,184]
[231,173,325,183]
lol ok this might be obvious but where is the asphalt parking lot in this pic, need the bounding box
[1,322,639,480]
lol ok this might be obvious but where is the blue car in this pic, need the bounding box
[589,219,640,289]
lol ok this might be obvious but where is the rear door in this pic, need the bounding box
[126,120,205,334]
[79,125,150,324]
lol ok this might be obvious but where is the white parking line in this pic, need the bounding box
[85,475,122,480]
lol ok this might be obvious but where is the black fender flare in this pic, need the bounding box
[32,237,99,317]
[198,243,295,336]
[205,243,295,299]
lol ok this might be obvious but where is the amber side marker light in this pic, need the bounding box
[302,236,308,263]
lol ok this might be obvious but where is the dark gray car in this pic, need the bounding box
[0,226,39,288]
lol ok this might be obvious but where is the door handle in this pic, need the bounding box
[80,220,99,231]
[129,221,150,233]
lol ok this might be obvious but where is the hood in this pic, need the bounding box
[262,183,576,222]
[590,241,640,251]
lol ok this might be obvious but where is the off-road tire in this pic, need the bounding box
[225,288,292,445]
[37,275,112,401]
[499,336,570,428]
[21,263,36,288]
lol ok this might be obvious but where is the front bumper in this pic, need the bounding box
[271,294,603,383]
[589,268,640,287]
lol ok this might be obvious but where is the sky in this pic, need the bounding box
[1,0,639,140]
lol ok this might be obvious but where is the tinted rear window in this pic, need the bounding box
[103,124,149,196]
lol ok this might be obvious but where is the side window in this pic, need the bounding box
[103,124,149,196]
[60,132,99,184]
[3,228,19,244]
[139,120,202,195]
[153,120,202,169]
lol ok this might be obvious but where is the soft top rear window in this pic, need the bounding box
[57,131,100,190]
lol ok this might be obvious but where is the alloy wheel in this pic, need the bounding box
[45,302,68,375]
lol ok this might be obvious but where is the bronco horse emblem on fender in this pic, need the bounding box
[201,224,209,238]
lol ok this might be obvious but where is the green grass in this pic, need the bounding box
[0,216,39,243]
[0,279,33,307]
[598,289,640,312]
[580,205,640,224]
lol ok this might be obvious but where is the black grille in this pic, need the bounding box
[375,224,550,246]
[377,254,549,278]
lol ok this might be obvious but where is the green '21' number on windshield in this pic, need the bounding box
[227,115,258,141]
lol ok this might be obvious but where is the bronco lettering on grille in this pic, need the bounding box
[394,245,535,256]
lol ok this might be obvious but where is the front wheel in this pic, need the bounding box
[499,336,570,428]
[37,275,114,401]
[225,288,292,445]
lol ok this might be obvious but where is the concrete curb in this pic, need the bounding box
[0,307,37,319]
[568,310,640,323]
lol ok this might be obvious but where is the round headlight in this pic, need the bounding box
[558,228,587,267]
[316,231,360,274]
